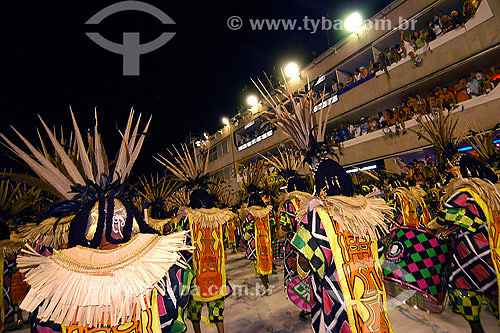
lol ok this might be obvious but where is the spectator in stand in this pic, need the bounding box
[378,112,387,128]
[415,93,428,114]
[339,123,349,141]
[483,78,495,94]
[401,31,415,54]
[486,66,500,86]
[385,109,396,126]
[378,51,390,77]
[354,123,362,138]
[467,74,482,97]
[360,66,369,78]
[428,91,441,112]
[454,78,471,103]
[346,74,354,86]
[413,30,426,50]
[389,47,399,64]
[400,102,411,118]
[360,118,370,135]
[431,10,442,28]
[440,11,453,33]
[368,116,379,132]
[395,43,406,60]
[450,10,465,28]
[347,121,355,139]
[463,0,481,21]
[338,81,346,90]
[428,20,442,38]
[369,60,377,74]
[354,69,362,82]
[331,80,338,94]
[439,86,457,110]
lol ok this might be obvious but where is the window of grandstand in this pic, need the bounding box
[212,165,234,181]
[208,138,230,162]
[234,115,276,151]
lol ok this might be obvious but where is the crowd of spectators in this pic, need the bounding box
[236,123,274,148]
[402,156,441,187]
[329,65,500,145]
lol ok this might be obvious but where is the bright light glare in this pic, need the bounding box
[284,62,300,78]
[247,95,258,106]
[344,12,363,32]
[222,117,230,126]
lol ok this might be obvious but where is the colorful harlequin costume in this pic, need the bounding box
[243,205,276,277]
[1,110,194,332]
[291,191,393,333]
[378,185,452,313]
[156,143,233,331]
[177,207,233,323]
[391,186,432,229]
[437,177,500,324]
[255,77,393,332]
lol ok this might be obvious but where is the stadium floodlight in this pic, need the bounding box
[247,95,258,106]
[344,12,363,32]
[284,62,300,78]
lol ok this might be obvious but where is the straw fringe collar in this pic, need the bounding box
[18,232,193,328]
[246,205,272,219]
[186,207,233,228]
[297,194,391,239]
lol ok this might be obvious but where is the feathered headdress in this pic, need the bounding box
[208,177,235,207]
[252,74,335,170]
[465,123,500,168]
[135,174,179,218]
[155,143,210,190]
[413,109,466,170]
[260,147,303,180]
[1,108,151,200]
[1,108,153,248]
[240,160,267,196]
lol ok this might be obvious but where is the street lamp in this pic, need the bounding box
[284,62,300,78]
[344,12,363,32]
[222,117,230,126]
[247,95,258,107]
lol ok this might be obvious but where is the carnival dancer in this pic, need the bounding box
[137,174,180,235]
[412,110,500,331]
[254,78,393,333]
[241,161,276,295]
[437,156,500,333]
[1,109,194,333]
[157,144,233,333]
[262,148,309,285]
[0,178,46,331]
[262,148,313,318]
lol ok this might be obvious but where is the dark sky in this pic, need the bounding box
[0,0,390,175]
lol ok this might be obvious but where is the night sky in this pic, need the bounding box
[0,0,390,175]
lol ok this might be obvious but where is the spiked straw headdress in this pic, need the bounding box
[253,74,335,170]
[155,143,210,190]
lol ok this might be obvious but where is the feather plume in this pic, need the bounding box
[465,123,500,168]
[412,110,466,169]
[240,160,267,196]
[252,73,336,166]
[1,109,150,199]
[155,143,210,189]
[260,147,303,180]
